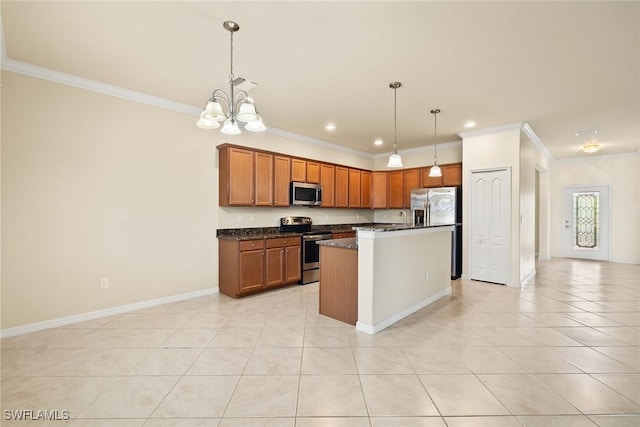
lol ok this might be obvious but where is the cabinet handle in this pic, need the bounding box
[283,240,287,244]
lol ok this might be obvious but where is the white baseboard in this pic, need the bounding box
[520,269,537,285]
[355,287,452,335]
[0,287,219,339]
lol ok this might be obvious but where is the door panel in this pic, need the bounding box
[563,186,609,261]
[470,169,510,285]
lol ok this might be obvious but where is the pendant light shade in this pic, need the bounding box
[236,101,259,122]
[221,118,242,135]
[428,108,442,177]
[245,115,266,132]
[196,112,221,129]
[387,152,403,168]
[387,82,403,168]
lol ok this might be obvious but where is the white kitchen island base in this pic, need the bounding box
[355,226,453,335]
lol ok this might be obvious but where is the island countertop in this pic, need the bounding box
[317,237,357,249]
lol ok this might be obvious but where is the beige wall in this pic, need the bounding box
[549,153,640,264]
[2,71,217,328]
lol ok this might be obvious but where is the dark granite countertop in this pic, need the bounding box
[352,223,459,232]
[217,223,383,240]
[317,237,358,250]
[216,222,459,240]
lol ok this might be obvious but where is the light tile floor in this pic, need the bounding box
[2,258,639,426]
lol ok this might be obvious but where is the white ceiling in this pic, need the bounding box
[2,1,639,159]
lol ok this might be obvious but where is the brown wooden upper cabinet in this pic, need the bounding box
[335,166,349,208]
[254,152,274,206]
[388,171,403,208]
[403,168,421,208]
[307,162,321,184]
[348,169,361,208]
[219,145,256,206]
[274,155,291,207]
[361,171,372,209]
[320,163,335,207]
[291,159,321,184]
[421,162,462,187]
[219,144,462,209]
[371,172,388,209]
[291,158,306,182]
[443,163,463,186]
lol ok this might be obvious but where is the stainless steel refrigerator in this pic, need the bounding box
[428,187,462,279]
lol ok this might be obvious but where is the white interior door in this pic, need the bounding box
[470,169,510,285]
[563,186,610,261]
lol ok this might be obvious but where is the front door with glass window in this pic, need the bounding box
[563,186,610,261]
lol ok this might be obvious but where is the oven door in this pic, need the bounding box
[302,234,331,270]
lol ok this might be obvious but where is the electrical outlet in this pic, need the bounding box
[425,272,430,281]
[99,278,109,290]
[237,215,243,223]
[249,215,254,222]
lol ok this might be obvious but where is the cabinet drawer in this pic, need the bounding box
[239,239,265,251]
[266,236,301,248]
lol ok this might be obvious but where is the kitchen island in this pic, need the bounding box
[317,225,453,334]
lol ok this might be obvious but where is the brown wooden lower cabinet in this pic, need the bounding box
[319,245,358,325]
[219,236,301,298]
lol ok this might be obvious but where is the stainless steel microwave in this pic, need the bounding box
[290,182,322,206]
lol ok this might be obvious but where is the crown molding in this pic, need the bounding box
[2,57,201,116]
[1,43,376,158]
[521,122,553,160]
[457,121,525,139]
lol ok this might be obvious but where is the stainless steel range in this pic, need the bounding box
[279,217,332,284]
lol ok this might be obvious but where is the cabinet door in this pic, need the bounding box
[361,171,372,209]
[388,171,403,208]
[371,172,388,209]
[224,147,255,206]
[239,249,265,293]
[291,158,306,182]
[335,166,349,208]
[422,167,443,188]
[274,156,291,207]
[254,152,274,206]
[285,245,301,283]
[265,247,285,287]
[348,169,361,208]
[307,162,321,184]
[403,169,421,208]
[320,163,335,207]
[443,163,462,186]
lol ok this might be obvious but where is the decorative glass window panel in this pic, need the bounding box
[573,191,599,249]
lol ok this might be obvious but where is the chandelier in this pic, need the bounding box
[428,109,442,177]
[387,82,404,168]
[196,21,266,134]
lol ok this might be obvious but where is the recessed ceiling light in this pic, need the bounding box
[374,139,383,146]
[463,121,476,129]
[325,123,336,131]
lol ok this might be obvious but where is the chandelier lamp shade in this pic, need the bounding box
[428,109,442,177]
[387,82,404,168]
[196,21,266,134]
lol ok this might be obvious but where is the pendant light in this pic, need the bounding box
[428,108,442,177]
[196,21,266,134]
[387,82,404,168]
